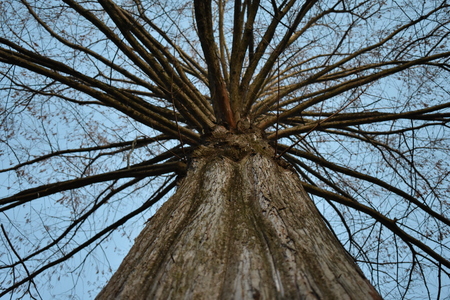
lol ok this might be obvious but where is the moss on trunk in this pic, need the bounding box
[97,132,382,299]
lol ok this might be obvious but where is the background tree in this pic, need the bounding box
[0,0,449,299]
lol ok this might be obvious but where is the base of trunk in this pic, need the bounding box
[97,133,382,299]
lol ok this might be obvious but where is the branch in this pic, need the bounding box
[0,161,185,212]
[301,182,450,269]
[259,51,450,129]
[268,99,450,139]
[243,0,319,114]
[0,136,168,173]
[0,44,201,144]
[0,177,177,298]
[98,0,216,131]
[1,178,140,270]
[1,224,40,298]
[194,0,236,128]
[278,144,450,227]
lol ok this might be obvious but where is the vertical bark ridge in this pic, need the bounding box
[96,135,382,299]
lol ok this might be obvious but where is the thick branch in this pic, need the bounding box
[243,0,319,114]
[194,0,236,128]
[98,0,215,131]
[0,45,201,144]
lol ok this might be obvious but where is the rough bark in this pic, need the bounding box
[96,130,382,299]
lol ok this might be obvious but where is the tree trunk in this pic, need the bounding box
[96,131,382,299]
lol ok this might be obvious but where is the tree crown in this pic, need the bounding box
[0,0,449,298]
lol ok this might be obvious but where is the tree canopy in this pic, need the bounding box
[0,0,449,299]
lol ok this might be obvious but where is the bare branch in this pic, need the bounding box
[0,161,185,211]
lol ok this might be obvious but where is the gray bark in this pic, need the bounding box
[97,131,382,299]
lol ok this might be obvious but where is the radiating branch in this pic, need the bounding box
[194,0,236,128]
[0,161,185,212]
[0,177,177,298]
[277,144,450,227]
[302,182,450,269]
